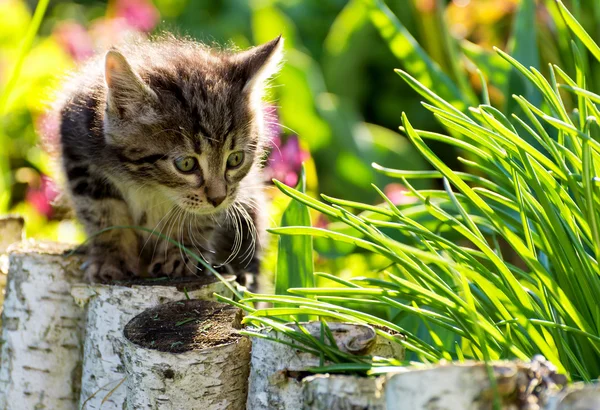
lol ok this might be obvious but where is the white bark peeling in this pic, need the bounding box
[123,336,251,410]
[0,241,85,410]
[246,322,404,410]
[73,279,234,410]
[303,374,385,410]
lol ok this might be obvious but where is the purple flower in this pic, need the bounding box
[54,22,94,62]
[266,135,310,187]
[114,0,160,32]
[26,175,59,218]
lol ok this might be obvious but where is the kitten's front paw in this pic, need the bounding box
[148,247,197,278]
[84,254,136,283]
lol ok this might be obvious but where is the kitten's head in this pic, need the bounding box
[102,36,283,214]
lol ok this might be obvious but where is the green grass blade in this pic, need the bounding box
[555,0,600,62]
[275,166,315,312]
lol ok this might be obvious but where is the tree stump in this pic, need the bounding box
[0,241,85,410]
[122,300,250,409]
[72,276,235,410]
[246,322,404,410]
[303,374,385,410]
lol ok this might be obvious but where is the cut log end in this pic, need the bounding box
[124,299,243,353]
[7,240,81,256]
[76,274,236,409]
[123,300,250,410]
[111,274,235,291]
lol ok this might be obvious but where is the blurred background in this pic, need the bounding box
[0,0,598,281]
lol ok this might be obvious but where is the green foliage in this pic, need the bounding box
[257,0,600,381]
[3,0,600,382]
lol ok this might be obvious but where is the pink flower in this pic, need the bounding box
[53,21,94,62]
[266,135,310,187]
[89,18,140,50]
[26,175,59,218]
[114,0,160,32]
[314,214,329,229]
[383,183,417,205]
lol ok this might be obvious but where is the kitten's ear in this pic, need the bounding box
[104,50,157,115]
[238,36,284,92]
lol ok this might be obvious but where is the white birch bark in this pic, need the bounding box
[246,322,404,410]
[384,362,498,410]
[73,277,234,410]
[303,374,386,410]
[122,301,250,410]
[384,358,567,410]
[0,241,85,410]
[545,384,600,410]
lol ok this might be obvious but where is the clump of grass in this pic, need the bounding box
[242,0,600,381]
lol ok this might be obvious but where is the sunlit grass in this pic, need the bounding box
[243,2,600,381]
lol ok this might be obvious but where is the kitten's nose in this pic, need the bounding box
[207,193,226,207]
[205,180,227,207]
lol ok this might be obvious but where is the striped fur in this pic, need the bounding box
[57,34,283,286]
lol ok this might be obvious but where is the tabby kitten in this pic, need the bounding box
[57,35,283,286]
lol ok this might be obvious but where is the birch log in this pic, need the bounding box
[73,275,235,410]
[545,384,600,410]
[122,300,250,409]
[303,374,385,410]
[0,241,85,410]
[384,357,567,410]
[246,322,405,410]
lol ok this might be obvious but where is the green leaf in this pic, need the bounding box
[275,165,315,299]
[555,0,600,62]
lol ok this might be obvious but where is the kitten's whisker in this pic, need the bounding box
[162,206,182,268]
[140,204,175,259]
[263,121,298,136]
[149,205,177,269]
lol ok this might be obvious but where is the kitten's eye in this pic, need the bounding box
[174,156,198,173]
[226,152,244,169]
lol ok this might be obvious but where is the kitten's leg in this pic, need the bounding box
[66,168,138,282]
[147,239,198,278]
[146,214,202,278]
